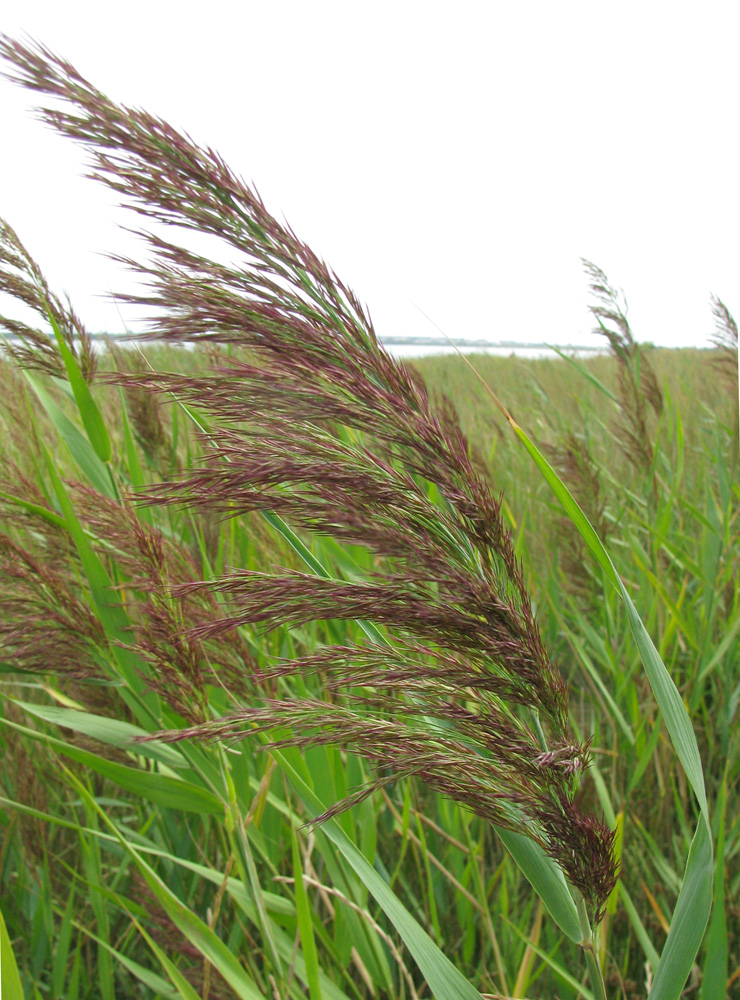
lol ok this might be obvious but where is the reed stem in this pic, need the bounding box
[576,889,608,1000]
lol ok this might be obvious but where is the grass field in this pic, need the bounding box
[0,336,736,1000]
[0,34,738,1000]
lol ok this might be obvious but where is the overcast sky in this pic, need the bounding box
[1,1,738,348]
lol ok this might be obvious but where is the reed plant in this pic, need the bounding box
[0,35,734,1000]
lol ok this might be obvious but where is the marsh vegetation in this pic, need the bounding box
[0,36,737,1000]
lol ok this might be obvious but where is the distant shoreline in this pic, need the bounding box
[1,333,706,360]
[379,337,602,351]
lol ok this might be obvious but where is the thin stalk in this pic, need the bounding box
[575,889,607,1000]
[219,746,285,989]
[531,710,548,752]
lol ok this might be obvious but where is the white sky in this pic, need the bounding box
[1,1,738,347]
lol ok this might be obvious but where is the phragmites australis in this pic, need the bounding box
[0,35,618,921]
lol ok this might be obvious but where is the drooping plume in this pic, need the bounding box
[1,36,618,918]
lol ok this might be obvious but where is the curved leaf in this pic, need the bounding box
[1,715,223,815]
[506,416,713,999]
[15,701,187,769]
[495,826,581,943]
[0,903,23,1000]
[50,311,112,463]
[274,748,486,1000]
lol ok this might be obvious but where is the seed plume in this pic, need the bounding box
[1,35,618,920]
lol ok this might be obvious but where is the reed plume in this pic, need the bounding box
[0,217,96,381]
[0,36,617,921]
[582,259,662,476]
[709,294,739,401]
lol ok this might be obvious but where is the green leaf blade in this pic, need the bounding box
[50,311,112,463]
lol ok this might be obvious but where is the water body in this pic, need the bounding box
[2,334,604,361]
[380,341,603,360]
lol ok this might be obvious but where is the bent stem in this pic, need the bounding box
[576,889,608,1000]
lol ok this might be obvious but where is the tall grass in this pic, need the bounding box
[0,35,736,1000]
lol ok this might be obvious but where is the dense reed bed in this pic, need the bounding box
[0,36,737,1000]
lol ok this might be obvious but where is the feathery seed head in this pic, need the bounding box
[1,35,618,919]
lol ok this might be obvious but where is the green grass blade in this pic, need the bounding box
[649,819,713,1000]
[113,835,354,999]
[51,885,76,1000]
[501,913,595,1000]
[495,827,582,943]
[0,902,24,1000]
[504,417,710,817]
[66,771,266,1000]
[414,811,442,943]
[107,905,202,1000]
[511,425,618,585]
[0,715,223,814]
[617,881,660,970]
[292,825,323,1000]
[118,393,154,525]
[504,418,713,998]
[222,757,284,981]
[273,749,486,1000]
[53,806,354,1000]
[26,373,115,499]
[627,719,663,797]
[548,345,619,403]
[701,775,727,1000]
[619,590,707,818]
[554,615,634,745]
[66,917,185,999]
[15,701,189,770]
[0,490,66,528]
[49,311,112,463]
[39,442,158,721]
[78,800,115,1000]
[696,607,740,686]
